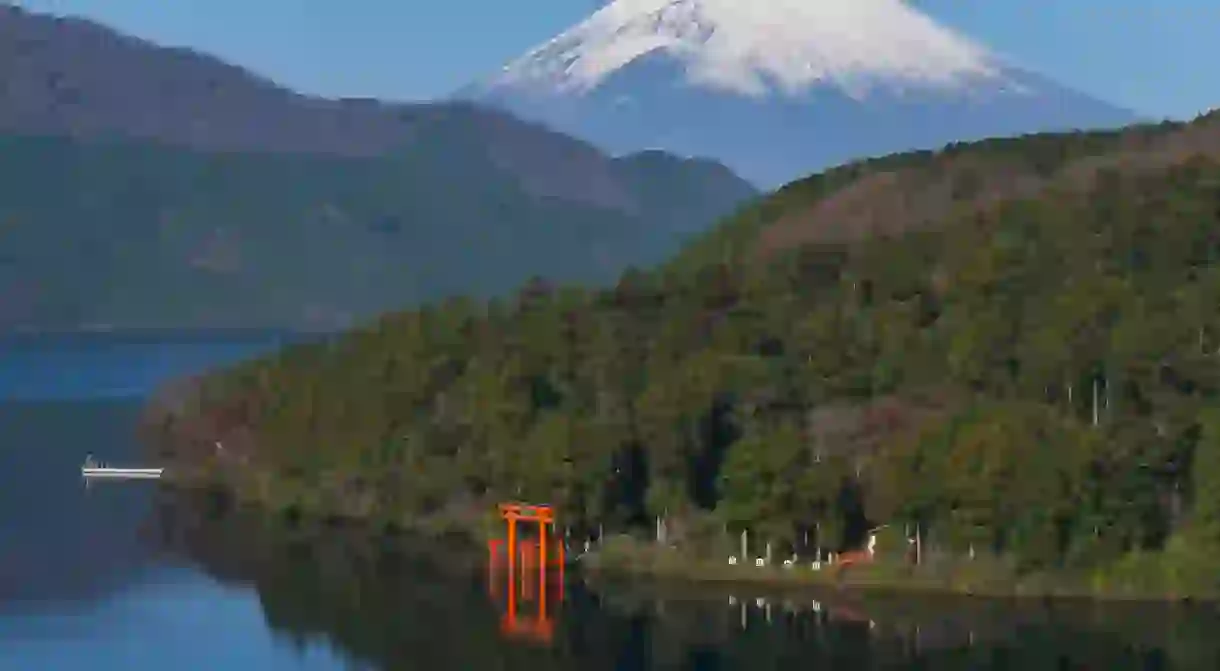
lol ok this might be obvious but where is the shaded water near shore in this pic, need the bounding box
[3,338,1220,669]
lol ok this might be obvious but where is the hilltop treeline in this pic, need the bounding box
[153,116,1220,593]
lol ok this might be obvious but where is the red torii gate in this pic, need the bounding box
[487,502,565,644]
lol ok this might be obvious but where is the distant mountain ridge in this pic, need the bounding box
[461,0,1139,187]
[0,4,747,210]
[0,4,757,331]
[1,4,400,154]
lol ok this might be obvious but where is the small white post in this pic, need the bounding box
[1098,378,1107,427]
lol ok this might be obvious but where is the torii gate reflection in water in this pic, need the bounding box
[486,502,565,644]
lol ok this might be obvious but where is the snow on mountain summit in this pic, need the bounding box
[461,0,1137,187]
[493,0,1003,98]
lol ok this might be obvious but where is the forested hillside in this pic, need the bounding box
[150,110,1220,594]
[0,5,756,331]
[0,133,753,330]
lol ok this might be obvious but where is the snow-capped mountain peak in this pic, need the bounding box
[462,0,1135,187]
[491,0,1004,98]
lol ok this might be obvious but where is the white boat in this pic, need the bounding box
[81,455,163,479]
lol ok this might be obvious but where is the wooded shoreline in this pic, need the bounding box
[143,114,1220,604]
[140,444,1219,604]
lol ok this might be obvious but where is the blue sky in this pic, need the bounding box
[10,0,1217,119]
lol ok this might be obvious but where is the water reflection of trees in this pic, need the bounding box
[150,492,655,670]
[594,582,1220,670]
[150,493,1220,670]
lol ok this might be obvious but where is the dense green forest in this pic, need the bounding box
[0,133,752,331]
[151,111,1220,594]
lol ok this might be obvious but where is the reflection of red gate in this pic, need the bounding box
[487,502,565,644]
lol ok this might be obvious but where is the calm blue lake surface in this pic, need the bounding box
[0,331,296,400]
[0,334,357,669]
[2,335,1220,670]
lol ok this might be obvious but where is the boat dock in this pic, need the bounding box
[81,455,163,480]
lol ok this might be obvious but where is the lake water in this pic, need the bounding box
[3,337,1220,670]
